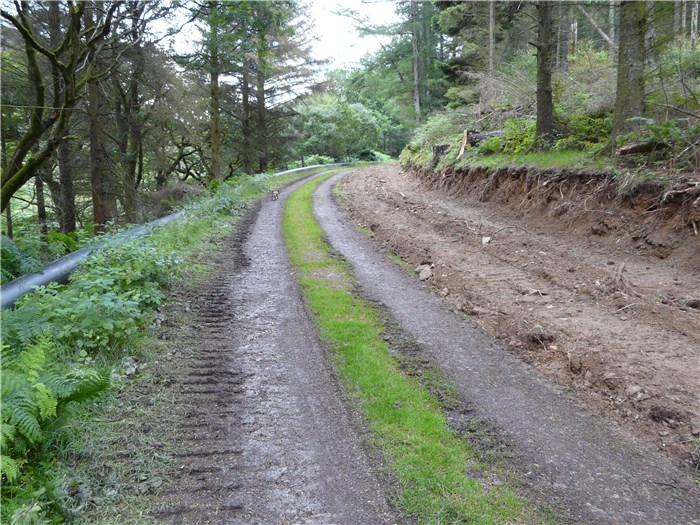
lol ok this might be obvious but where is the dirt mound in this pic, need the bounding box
[341,164,700,466]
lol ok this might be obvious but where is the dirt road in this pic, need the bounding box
[154,174,395,524]
[338,165,700,462]
[152,166,698,525]
[318,167,700,525]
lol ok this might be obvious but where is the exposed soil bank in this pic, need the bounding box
[152,176,395,524]
[340,164,699,465]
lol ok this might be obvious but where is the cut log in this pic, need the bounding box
[468,130,505,147]
[616,141,667,156]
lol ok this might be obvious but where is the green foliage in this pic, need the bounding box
[305,154,335,165]
[478,136,504,155]
[295,94,382,160]
[556,113,612,151]
[502,118,536,154]
[44,231,79,256]
[1,235,44,284]
[0,335,109,489]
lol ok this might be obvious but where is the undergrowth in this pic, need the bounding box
[283,173,534,524]
[0,167,329,524]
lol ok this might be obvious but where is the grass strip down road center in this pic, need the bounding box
[282,172,529,524]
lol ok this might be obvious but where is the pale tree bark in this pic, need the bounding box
[577,5,617,55]
[411,0,421,124]
[610,1,616,44]
[613,1,646,139]
[1,134,11,238]
[569,7,578,59]
[535,1,555,148]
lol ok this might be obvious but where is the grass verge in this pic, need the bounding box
[283,172,533,524]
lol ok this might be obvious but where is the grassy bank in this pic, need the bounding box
[0,167,331,524]
[282,172,533,524]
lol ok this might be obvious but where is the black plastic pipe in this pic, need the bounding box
[0,164,346,309]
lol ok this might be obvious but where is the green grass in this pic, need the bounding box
[283,173,531,524]
[459,149,603,170]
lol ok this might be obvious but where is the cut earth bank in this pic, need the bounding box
[338,164,700,467]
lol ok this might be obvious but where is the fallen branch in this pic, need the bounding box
[616,141,668,156]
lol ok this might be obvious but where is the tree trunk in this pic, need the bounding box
[1,135,11,238]
[35,174,48,234]
[411,0,421,124]
[692,1,698,51]
[613,1,646,139]
[535,1,555,148]
[209,3,222,180]
[86,4,118,233]
[241,56,253,173]
[569,9,578,59]
[488,0,496,76]
[610,1,616,45]
[256,58,268,173]
[122,1,145,222]
[48,1,77,233]
[4,204,13,239]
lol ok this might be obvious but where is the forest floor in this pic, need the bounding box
[339,164,700,467]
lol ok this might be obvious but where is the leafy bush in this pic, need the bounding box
[477,136,504,155]
[45,231,79,256]
[502,117,536,154]
[1,235,43,284]
[556,112,612,151]
[305,154,335,165]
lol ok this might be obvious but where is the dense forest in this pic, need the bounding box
[1,1,700,522]
[2,1,699,268]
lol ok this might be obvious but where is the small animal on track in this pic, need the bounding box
[271,190,280,201]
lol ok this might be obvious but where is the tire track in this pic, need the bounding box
[154,178,395,524]
[315,171,700,525]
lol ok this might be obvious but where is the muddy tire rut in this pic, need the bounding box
[154,179,395,524]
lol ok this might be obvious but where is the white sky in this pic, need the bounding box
[307,0,399,70]
[155,0,400,74]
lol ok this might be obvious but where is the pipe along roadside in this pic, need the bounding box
[0,164,347,309]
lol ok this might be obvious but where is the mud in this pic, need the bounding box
[321,167,700,525]
[153,177,395,524]
[340,164,700,465]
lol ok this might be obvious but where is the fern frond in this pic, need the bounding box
[7,408,43,443]
[0,423,16,448]
[33,384,57,420]
[0,454,20,482]
[15,334,51,381]
[61,369,110,404]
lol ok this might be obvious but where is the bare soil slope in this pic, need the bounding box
[340,164,699,465]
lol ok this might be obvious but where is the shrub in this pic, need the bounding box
[502,117,536,154]
[1,235,43,284]
[305,154,335,165]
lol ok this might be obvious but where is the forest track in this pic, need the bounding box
[153,173,395,524]
[318,167,700,525]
